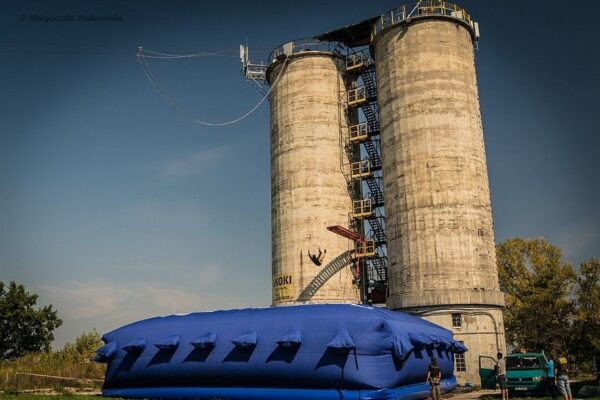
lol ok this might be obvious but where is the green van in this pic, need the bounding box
[479,352,548,394]
[505,352,548,395]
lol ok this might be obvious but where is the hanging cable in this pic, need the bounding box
[249,76,268,96]
[139,48,237,59]
[137,52,177,108]
[136,47,288,127]
[141,53,238,59]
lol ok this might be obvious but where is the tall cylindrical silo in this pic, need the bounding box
[267,44,359,306]
[371,5,505,383]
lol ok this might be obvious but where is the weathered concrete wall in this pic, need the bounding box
[415,307,506,385]
[372,18,506,384]
[268,53,359,306]
[373,19,504,309]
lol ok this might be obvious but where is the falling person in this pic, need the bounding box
[308,247,326,266]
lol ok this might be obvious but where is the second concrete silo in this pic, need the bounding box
[371,3,505,383]
[267,41,359,306]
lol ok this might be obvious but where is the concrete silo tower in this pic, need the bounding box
[370,4,506,383]
[266,41,359,306]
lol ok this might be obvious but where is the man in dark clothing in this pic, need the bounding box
[308,247,326,266]
[427,357,442,400]
[497,352,508,400]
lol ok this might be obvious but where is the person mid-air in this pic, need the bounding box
[308,247,326,266]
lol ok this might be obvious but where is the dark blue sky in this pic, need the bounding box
[1,0,598,347]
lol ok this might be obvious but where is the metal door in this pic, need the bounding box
[479,355,497,389]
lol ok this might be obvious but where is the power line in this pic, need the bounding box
[0,42,249,57]
[136,47,285,127]
[140,48,237,59]
[0,48,134,55]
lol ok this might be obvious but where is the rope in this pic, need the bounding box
[136,48,288,127]
[139,48,236,59]
[16,372,103,382]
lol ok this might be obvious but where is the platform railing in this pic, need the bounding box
[349,122,369,142]
[346,52,372,71]
[348,87,367,106]
[269,39,347,64]
[350,160,371,179]
[351,199,373,219]
[355,241,376,258]
[372,1,478,39]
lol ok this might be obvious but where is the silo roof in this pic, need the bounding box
[314,16,378,47]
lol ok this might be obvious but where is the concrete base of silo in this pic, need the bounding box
[405,305,506,386]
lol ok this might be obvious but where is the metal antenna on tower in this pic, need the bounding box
[239,43,267,82]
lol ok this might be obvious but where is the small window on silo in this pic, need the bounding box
[452,313,462,328]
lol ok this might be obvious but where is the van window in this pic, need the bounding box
[506,356,542,370]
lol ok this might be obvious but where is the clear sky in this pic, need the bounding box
[1,0,598,348]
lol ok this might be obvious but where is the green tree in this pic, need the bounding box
[570,258,600,371]
[61,329,103,361]
[496,238,576,357]
[0,281,62,359]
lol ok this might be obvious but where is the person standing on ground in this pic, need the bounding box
[427,357,442,400]
[497,352,508,400]
[555,357,572,400]
[546,355,557,398]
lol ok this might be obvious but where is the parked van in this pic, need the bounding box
[479,352,548,394]
[505,352,548,395]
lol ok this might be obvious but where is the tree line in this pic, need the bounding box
[497,238,599,373]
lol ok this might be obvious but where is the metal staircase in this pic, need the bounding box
[365,176,385,207]
[343,51,388,304]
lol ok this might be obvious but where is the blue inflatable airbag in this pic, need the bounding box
[276,329,302,348]
[190,332,216,349]
[327,329,355,351]
[122,337,145,354]
[103,377,457,400]
[154,335,179,351]
[98,304,466,399]
[94,341,118,362]
[231,331,258,348]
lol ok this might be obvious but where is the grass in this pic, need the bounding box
[0,332,106,392]
[0,396,106,400]
[0,354,105,392]
[477,377,600,400]
[479,394,600,400]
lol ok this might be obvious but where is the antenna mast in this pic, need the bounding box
[239,43,268,82]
